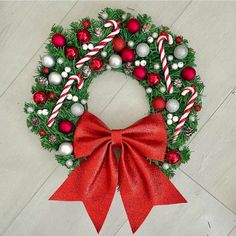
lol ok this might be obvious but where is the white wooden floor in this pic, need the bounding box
[0,1,236,236]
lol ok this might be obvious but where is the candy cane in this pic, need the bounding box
[47,20,120,127]
[156,34,174,94]
[172,86,198,141]
[47,75,83,127]
[75,20,120,68]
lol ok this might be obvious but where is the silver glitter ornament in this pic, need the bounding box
[48,72,62,85]
[71,103,84,116]
[41,55,55,68]
[58,142,73,155]
[109,54,122,68]
[66,159,73,168]
[136,43,150,57]
[174,45,188,60]
[166,99,180,113]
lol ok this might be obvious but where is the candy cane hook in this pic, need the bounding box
[47,20,120,127]
[172,86,198,141]
[156,33,174,94]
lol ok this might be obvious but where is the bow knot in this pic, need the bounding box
[50,112,186,233]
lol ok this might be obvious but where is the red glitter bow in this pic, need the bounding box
[50,112,186,233]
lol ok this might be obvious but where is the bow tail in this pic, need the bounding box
[50,144,118,233]
[119,145,186,233]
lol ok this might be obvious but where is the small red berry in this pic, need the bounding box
[42,67,49,74]
[39,130,46,136]
[48,92,56,99]
[194,105,202,112]
[82,20,91,28]
[175,36,183,44]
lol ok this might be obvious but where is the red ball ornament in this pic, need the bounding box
[147,73,161,86]
[121,48,135,62]
[166,150,181,165]
[33,91,47,105]
[112,37,126,52]
[58,120,73,134]
[181,66,196,81]
[194,104,202,112]
[42,67,49,74]
[51,33,66,47]
[76,29,91,44]
[48,92,56,99]
[90,57,104,71]
[133,66,147,80]
[82,20,91,28]
[175,36,183,44]
[127,18,140,33]
[152,97,166,111]
[65,47,79,60]
[38,130,46,136]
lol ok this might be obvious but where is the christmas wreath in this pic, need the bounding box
[24,8,204,233]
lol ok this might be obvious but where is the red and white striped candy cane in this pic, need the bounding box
[75,20,120,68]
[47,20,120,127]
[172,86,198,141]
[47,75,83,127]
[156,33,174,94]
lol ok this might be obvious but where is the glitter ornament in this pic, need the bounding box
[133,66,147,80]
[166,99,180,113]
[91,57,104,71]
[48,72,62,85]
[33,91,47,105]
[41,55,55,68]
[71,103,84,116]
[65,47,79,60]
[174,45,188,60]
[51,33,66,47]
[77,29,91,44]
[136,43,150,57]
[58,142,73,155]
[82,65,91,79]
[121,48,135,62]
[112,37,126,52]
[166,150,181,165]
[109,54,122,68]
[152,97,166,111]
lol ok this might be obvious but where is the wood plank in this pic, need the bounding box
[229,226,236,236]
[4,170,236,236]
[0,1,75,96]
[181,89,236,212]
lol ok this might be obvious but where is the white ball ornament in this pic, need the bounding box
[167,119,173,125]
[173,116,179,122]
[167,113,173,119]
[66,159,73,168]
[82,44,88,50]
[162,163,170,170]
[174,45,188,60]
[27,107,34,113]
[140,60,147,66]
[48,72,62,85]
[136,43,150,57]
[57,57,64,64]
[109,54,122,68]
[134,60,140,66]
[189,115,196,122]
[67,94,72,100]
[171,63,178,70]
[128,40,134,48]
[160,86,166,93]
[146,87,152,94]
[178,62,184,68]
[37,110,42,115]
[72,95,79,102]
[58,142,73,155]
[106,65,112,70]
[42,109,48,116]
[154,63,160,70]
[101,12,108,20]
[168,55,174,61]
[81,99,87,105]
[41,55,55,68]
[101,51,107,58]
[179,145,185,151]
[147,36,154,43]
[166,99,180,113]
[71,103,85,116]
[64,67,71,73]
[152,32,158,38]
[122,13,127,20]
[61,71,68,78]
[88,43,94,50]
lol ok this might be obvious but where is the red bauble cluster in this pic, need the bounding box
[42,67,49,75]
[77,29,91,44]
[147,73,161,86]
[91,57,104,71]
[65,47,78,60]
[33,91,47,105]
[181,66,196,81]
[127,18,140,33]
[112,37,126,52]
[51,33,66,47]
[175,36,183,44]
[133,66,147,80]
[58,120,73,134]
[152,97,166,111]
[82,20,91,28]
[121,48,135,62]
[38,130,46,136]
[194,104,202,112]
[166,150,181,164]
